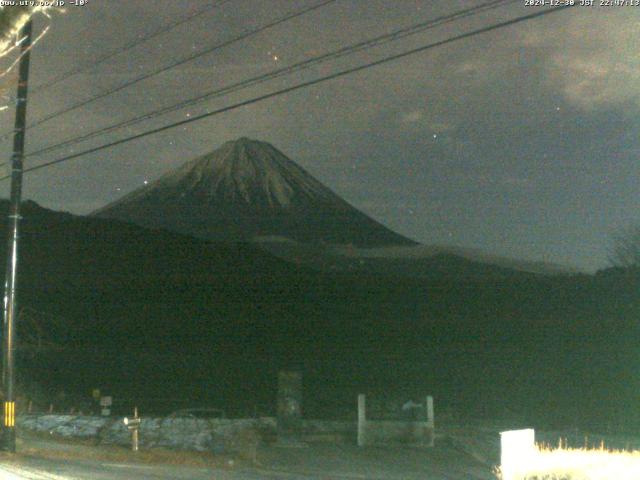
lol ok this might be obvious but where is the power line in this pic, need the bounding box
[26,0,515,159]
[3,0,336,144]
[17,1,232,98]
[0,4,575,182]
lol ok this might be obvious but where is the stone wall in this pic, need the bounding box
[18,415,427,450]
[18,414,277,452]
[364,420,433,445]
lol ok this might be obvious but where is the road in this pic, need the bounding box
[0,429,496,479]
[0,444,495,480]
[0,456,294,480]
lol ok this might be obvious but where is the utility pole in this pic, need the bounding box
[1,19,33,453]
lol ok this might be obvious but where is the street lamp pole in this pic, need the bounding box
[1,19,33,453]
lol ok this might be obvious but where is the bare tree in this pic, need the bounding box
[609,225,640,268]
[0,6,47,58]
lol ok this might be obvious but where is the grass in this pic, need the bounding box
[496,441,640,480]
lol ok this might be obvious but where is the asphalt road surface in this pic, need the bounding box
[0,456,290,480]
[0,447,495,479]
[0,428,497,479]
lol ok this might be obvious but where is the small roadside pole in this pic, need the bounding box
[357,394,366,447]
[276,371,303,445]
[425,395,434,447]
[124,407,141,452]
[1,19,34,453]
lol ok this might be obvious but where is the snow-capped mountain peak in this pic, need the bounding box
[93,138,416,247]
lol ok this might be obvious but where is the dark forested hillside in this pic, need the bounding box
[1,201,638,431]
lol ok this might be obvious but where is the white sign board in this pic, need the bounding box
[500,428,537,480]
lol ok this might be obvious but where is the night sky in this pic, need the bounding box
[0,0,636,273]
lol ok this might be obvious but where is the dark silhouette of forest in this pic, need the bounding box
[3,201,638,432]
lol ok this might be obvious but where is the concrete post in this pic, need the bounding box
[277,371,303,438]
[426,395,434,447]
[132,426,139,452]
[357,394,366,447]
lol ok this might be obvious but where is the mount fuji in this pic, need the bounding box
[93,137,416,247]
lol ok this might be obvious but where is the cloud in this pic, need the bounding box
[429,122,454,134]
[431,8,640,113]
[453,59,492,82]
[549,52,640,111]
[530,9,640,111]
[399,110,423,123]
[398,110,454,136]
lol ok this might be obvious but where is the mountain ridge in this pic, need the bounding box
[254,236,581,276]
[0,198,632,426]
[93,137,417,247]
[92,137,577,275]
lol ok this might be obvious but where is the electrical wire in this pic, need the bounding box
[26,0,516,159]
[16,0,232,98]
[0,4,575,182]
[1,0,336,145]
